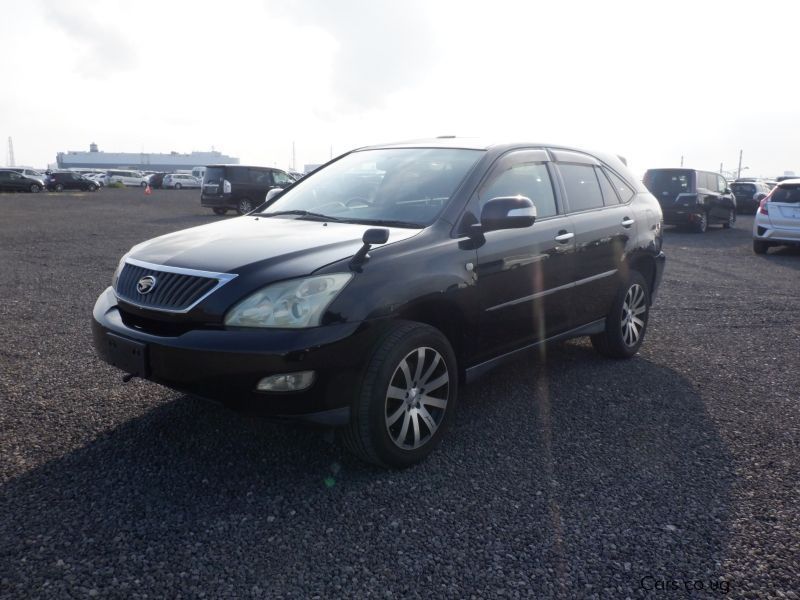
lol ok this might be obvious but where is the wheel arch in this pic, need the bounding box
[395,298,468,375]
[625,252,657,304]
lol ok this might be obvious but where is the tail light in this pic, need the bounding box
[759,190,773,215]
[223,179,231,194]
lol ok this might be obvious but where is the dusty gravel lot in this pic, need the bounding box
[1,187,799,598]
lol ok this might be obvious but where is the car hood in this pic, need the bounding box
[128,216,422,276]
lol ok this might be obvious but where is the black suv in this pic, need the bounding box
[93,139,665,467]
[731,180,771,214]
[46,171,100,192]
[643,168,736,232]
[201,165,296,215]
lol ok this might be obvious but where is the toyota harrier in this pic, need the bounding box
[92,139,666,467]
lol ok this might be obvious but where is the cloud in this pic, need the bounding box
[40,0,137,78]
[268,0,439,113]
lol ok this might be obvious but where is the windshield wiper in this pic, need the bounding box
[260,210,343,222]
[345,218,423,229]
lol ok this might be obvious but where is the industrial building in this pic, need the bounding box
[56,143,239,171]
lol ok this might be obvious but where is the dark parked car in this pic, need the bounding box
[147,173,168,189]
[731,180,771,214]
[201,164,296,215]
[0,169,43,193]
[46,171,99,192]
[643,168,736,232]
[92,139,665,467]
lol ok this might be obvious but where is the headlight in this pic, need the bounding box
[111,254,130,289]
[224,273,353,328]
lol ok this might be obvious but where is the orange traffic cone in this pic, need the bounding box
[144,184,152,195]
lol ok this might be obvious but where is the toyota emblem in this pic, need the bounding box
[136,275,157,295]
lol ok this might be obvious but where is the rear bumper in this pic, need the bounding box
[201,194,232,208]
[651,251,666,303]
[661,208,703,225]
[754,219,800,244]
[91,287,387,424]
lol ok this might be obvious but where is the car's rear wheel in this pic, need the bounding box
[140,181,147,187]
[175,183,182,190]
[237,198,254,214]
[29,184,40,193]
[691,211,708,233]
[341,321,458,468]
[753,240,770,254]
[591,270,650,359]
[722,209,736,229]
[212,208,227,215]
[54,183,64,192]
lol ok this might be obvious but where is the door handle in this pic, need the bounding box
[621,217,635,228]
[554,231,574,243]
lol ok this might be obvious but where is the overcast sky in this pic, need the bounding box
[1,0,798,178]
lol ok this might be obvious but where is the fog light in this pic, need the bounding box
[256,371,316,392]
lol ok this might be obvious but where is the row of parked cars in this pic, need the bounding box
[0,167,211,193]
[642,167,800,253]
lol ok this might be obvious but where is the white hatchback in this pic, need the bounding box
[753,179,800,254]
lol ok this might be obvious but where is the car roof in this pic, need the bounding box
[206,164,280,170]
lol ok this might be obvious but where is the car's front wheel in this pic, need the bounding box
[237,198,254,214]
[591,270,650,359]
[29,184,40,193]
[341,322,458,468]
[175,183,182,190]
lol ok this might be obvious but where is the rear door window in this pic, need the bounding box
[558,163,604,212]
[249,169,273,185]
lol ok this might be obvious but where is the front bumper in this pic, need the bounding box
[91,287,383,424]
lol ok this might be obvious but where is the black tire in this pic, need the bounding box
[54,183,64,192]
[175,183,182,190]
[690,211,708,233]
[140,181,147,187]
[237,198,254,215]
[340,321,458,468]
[90,184,99,192]
[591,270,650,359]
[29,184,40,193]
[722,209,736,229]
[753,240,769,255]
[212,208,227,215]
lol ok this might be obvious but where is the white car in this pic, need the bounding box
[753,178,800,254]
[163,174,201,189]
[107,169,148,187]
[86,172,109,187]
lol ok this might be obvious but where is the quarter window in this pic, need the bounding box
[558,163,604,212]
[480,162,557,218]
[604,169,635,203]
[595,167,620,205]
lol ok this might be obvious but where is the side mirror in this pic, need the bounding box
[350,227,390,270]
[724,187,732,194]
[264,187,283,203]
[479,196,537,233]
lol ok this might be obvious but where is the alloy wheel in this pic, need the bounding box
[384,346,449,450]
[620,283,647,347]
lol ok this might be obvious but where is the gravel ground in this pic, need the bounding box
[1,187,799,598]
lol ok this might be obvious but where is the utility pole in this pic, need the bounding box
[680,155,684,167]
[737,149,743,179]
[292,141,296,171]
[720,162,723,174]
[7,137,14,167]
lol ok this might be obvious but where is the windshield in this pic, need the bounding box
[260,148,484,227]
[643,169,694,196]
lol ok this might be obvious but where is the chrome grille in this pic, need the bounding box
[115,260,236,313]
